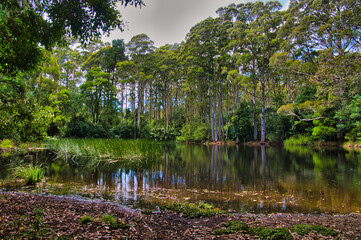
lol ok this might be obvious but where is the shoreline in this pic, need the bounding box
[1,191,360,239]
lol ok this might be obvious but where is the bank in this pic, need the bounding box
[0,191,360,239]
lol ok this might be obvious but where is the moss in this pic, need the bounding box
[214,228,236,235]
[165,201,223,218]
[227,221,250,232]
[80,215,94,224]
[290,224,338,237]
[252,227,292,240]
[101,214,116,223]
[214,221,293,240]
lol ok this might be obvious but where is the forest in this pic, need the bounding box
[1,0,360,144]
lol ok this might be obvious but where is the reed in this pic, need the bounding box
[46,139,163,170]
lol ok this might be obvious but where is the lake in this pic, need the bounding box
[1,141,361,214]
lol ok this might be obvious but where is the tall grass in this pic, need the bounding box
[13,164,45,185]
[46,139,163,170]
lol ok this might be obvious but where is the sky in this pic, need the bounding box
[102,0,290,47]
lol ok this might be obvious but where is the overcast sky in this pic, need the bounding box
[103,0,289,47]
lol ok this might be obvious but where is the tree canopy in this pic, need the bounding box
[0,0,144,75]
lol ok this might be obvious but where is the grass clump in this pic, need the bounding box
[80,216,94,224]
[290,224,338,237]
[165,201,222,218]
[13,164,45,185]
[101,214,129,230]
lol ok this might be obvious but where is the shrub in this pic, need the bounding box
[112,120,135,139]
[177,122,209,143]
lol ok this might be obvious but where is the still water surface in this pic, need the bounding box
[1,143,361,214]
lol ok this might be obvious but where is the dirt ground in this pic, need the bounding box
[0,191,360,239]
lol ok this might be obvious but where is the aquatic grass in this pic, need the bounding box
[13,164,45,185]
[46,138,163,170]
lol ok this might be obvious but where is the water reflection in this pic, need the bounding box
[1,144,361,213]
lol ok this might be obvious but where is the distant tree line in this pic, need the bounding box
[1,0,360,143]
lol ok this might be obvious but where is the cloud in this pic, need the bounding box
[103,0,289,47]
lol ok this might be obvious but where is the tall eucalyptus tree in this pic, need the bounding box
[228,1,284,143]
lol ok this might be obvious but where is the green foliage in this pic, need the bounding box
[65,116,108,138]
[295,86,317,105]
[13,164,45,185]
[335,95,361,141]
[0,139,14,149]
[112,119,136,139]
[284,135,312,146]
[177,122,209,143]
[0,0,143,75]
[266,110,292,142]
[80,216,94,224]
[230,101,253,142]
[165,201,222,218]
[312,118,337,142]
[0,98,54,142]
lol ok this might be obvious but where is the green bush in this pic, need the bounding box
[177,122,209,142]
[112,119,136,139]
[65,116,108,138]
[312,125,337,142]
[284,135,312,145]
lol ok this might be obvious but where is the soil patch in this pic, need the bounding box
[0,192,360,239]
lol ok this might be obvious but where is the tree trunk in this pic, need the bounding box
[260,83,266,144]
[218,79,222,141]
[253,84,257,141]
